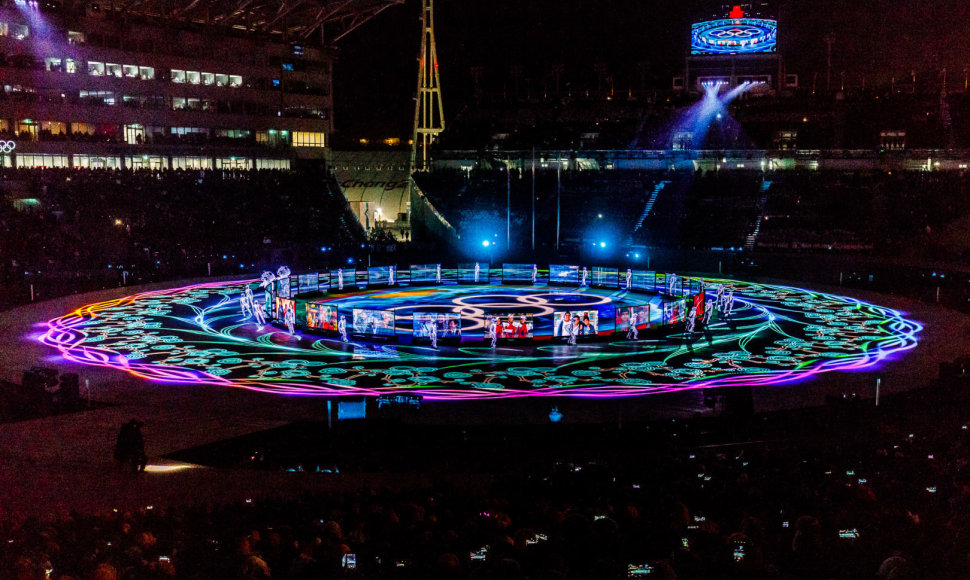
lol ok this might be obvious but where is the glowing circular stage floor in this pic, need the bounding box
[39,279,921,401]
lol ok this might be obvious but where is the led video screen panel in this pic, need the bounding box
[502,263,537,283]
[275,297,295,322]
[277,276,292,298]
[486,313,534,339]
[306,302,338,331]
[412,312,462,338]
[591,267,619,288]
[630,270,656,292]
[458,262,489,284]
[552,310,599,338]
[330,268,355,291]
[352,308,396,337]
[664,298,688,325]
[410,263,441,284]
[368,265,397,286]
[298,273,319,294]
[549,264,580,285]
[691,17,778,55]
[663,273,684,296]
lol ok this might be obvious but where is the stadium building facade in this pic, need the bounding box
[0,1,344,170]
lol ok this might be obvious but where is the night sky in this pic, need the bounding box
[332,0,970,142]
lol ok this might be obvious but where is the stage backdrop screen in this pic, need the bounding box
[412,312,462,338]
[502,263,536,283]
[615,297,665,332]
[592,267,619,288]
[486,313,533,339]
[458,262,489,284]
[298,273,319,294]
[306,302,338,331]
[330,268,355,290]
[410,264,441,284]
[368,265,397,286]
[691,17,778,55]
[549,264,580,285]
[352,308,396,337]
[663,273,684,297]
[275,297,295,322]
[630,270,656,291]
[277,276,292,298]
[664,298,688,325]
[553,310,599,338]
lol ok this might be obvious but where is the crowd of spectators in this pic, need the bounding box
[0,167,364,309]
[2,381,970,579]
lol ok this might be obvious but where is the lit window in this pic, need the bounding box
[105,63,122,77]
[293,131,326,148]
[139,67,154,80]
[215,74,228,87]
[65,59,78,74]
[201,72,214,86]
[44,57,62,71]
[186,71,201,85]
[88,61,105,76]
[172,97,186,110]
[229,75,242,87]
[11,24,28,40]
[170,69,186,83]
[67,30,85,44]
[123,64,138,78]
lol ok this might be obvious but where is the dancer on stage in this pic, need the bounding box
[388,266,395,286]
[532,264,538,284]
[488,317,498,348]
[626,268,633,290]
[284,304,296,336]
[473,262,480,283]
[239,292,253,320]
[724,289,735,317]
[436,264,442,284]
[627,317,639,341]
[253,300,266,327]
[337,268,344,290]
[338,315,348,342]
[581,267,588,287]
[568,315,579,345]
[429,317,438,350]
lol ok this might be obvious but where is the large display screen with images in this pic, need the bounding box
[691,17,778,55]
[549,264,580,285]
[486,313,533,339]
[275,297,295,322]
[330,268,355,291]
[629,270,656,292]
[410,264,441,284]
[591,267,619,288]
[367,265,397,286]
[552,310,599,339]
[306,302,338,331]
[664,298,688,325]
[502,263,537,283]
[352,308,396,337]
[298,273,319,294]
[412,312,462,338]
[457,262,489,284]
[277,276,292,299]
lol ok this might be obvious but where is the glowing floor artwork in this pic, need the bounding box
[39,279,921,400]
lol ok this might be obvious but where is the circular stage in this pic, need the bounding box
[38,277,922,401]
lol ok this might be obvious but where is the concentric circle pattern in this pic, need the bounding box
[39,278,921,400]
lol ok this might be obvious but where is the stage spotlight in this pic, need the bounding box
[634,253,640,258]
[597,213,603,218]
[599,241,607,248]
[482,240,491,247]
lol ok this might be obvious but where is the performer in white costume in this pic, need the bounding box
[253,300,267,327]
[436,264,442,284]
[337,268,344,291]
[626,269,633,290]
[338,316,348,342]
[473,263,480,283]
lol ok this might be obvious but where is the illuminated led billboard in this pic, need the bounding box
[691,17,777,55]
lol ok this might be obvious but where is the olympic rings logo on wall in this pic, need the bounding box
[0,141,15,153]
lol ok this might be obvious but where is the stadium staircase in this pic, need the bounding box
[628,180,670,244]
[744,180,772,251]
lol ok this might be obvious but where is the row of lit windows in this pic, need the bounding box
[4,153,290,170]
[170,70,242,87]
[85,61,156,80]
[2,119,325,149]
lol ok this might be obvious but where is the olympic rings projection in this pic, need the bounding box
[39,277,920,401]
[0,141,16,153]
[691,18,778,54]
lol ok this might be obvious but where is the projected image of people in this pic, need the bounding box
[353,308,395,337]
[495,313,532,339]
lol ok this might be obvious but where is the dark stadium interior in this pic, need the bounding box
[3,0,970,579]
